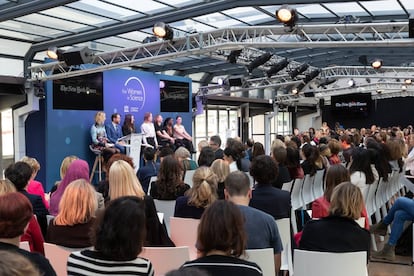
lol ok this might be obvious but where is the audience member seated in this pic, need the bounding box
[181,200,262,275]
[197,140,209,153]
[386,138,405,172]
[197,146,215,167]
[150,155,190,200]
[0,250,41,276]
[21,156,49,209]
[270,146,291,189]
[210,159,230,199]
[174,167,218,219]
[301,144,324,176]
[251,142,265,161]
[0,192,56,275]
[371,196,414,261]
[299,182,370,261]
[312,165,369,230]
[328,139,342,165]
[349,147,377,198]
[365,138,391,181]
[49,159,90,216]
[67,197,154,275]
[223,147,242,173]
[340,134,353,164]
[209,135,224,160]
[286,146,304,180]
[137,148,160,194]
[5,162,49,237]
[121,113,136,136]
[108,160,173,246]
[319,143,332,169]
[173,116,195,153]
[226,138,250,172]
[175,147,198,171]
[225,171,282,274]
[90,111,119,155]
[46,179,97,248]
[0,179,44,256]
[105,112,126,153]
[50,155,78,194]
[249,155,291,220]
[245,138,254,161]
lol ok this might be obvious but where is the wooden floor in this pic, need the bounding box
[368,257,413,276]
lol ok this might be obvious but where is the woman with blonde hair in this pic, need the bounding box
[0,180,45,255]
[174,167,218,219]
[46,179,97,248]
[300,182,370,260]
[91,111,118,154]
[175,146,198,171]
[210,159,230,199]
[108,160,173,246]
[50,155,78,194]
[21,156,49,209]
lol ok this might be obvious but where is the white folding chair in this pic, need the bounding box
[184,170,196,187]
[294,249,368,276]
[244,248,275,276]
[153,199,176,235]
[170,217,200,260]
[312,169,325,199]
[364,180,379,251]
[147,176,158,195]
[281,180,294,192]
[290,178,305,211]
[44,242,71,276]
[276,218,293,276]
[139,246,190,276]
[301,174,315,208]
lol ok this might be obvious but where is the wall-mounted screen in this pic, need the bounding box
[160,79,190,112]
[53,72,103,110]
[331,93,372,114]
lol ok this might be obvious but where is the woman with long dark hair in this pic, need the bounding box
[122,114,136,136]
[349,147,377,198]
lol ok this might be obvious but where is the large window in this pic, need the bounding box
[1,109,13,157]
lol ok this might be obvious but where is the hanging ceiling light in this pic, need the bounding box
[276,5,298,28]
[247,52,272,73]
[289,63,309,79]
[348,79,356,87]
[304,69,321,83]
[266,59,289,77]
[153,22,174,40]
[46,47,64,61]
[371,59,383,69]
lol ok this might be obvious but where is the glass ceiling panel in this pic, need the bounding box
[0,38,31,56]
[17,13,88,32]
[0,0,10,4]
[359,0,404,16]
[158,0,204,8]
[295,4,335,18]
[170,19,215,33]
[108,0,171,14]
[0,28,45,41]
[396,0,414,10]
[118,31,152,43]
[0,20,69,37]
[67,0,137,19]
[194,12,247,28]
[94,36,140,48]
[324,2,369,17]
[41,6,117,26]
[222,7,275,25]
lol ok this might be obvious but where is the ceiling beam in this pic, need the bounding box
[0,0,77,22]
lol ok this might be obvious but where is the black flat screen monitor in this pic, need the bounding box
[160,80,190,113]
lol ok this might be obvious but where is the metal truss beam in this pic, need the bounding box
[29,23,413,81]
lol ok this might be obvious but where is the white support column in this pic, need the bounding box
[265,106,278,155]
[13,87,39,161]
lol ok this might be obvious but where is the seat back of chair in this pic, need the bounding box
[44,242,71,276]
[170,217,200,260]
[294,249,368,276]
[153,199,176,235]
[302,174,316,206]
[291,178,304,210]
[312,169,325,199]
[364,180,378,216]
[184,170,195,187]
[148,176,158,195]
[244,248,275,276]
[19,241,30,251]
[281,180,294,192]
[139,246,190,276]
[276,218,293,275]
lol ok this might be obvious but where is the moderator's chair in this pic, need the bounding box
[139,246,190,276]
[44,242,71,276]
[293,249,368,276]
[170,217,200,260]
[153,199,176,235]
[89,145,103,182]
[244,248,275,276]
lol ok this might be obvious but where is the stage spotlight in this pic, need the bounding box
[289,63,309,79]
[304,69,321,83]
[276,5,298,28]
[402,85,407,91]
[227,50,242,64]
[371,59,383,69]
[266,59,289,77]
[247,52,272,73]
[348,79,356,87]
[376,89,383,94]
[217,78,224,85]
[46,47,64,61]
[292,82,306,94]
[61,46,93,66]
[153,22,174,40]
[404,79,412,85]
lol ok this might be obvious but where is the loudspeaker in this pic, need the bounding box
[228,77,243,87]
[304,91,315,97]
[409,16,414,38]
[62,47,93,66]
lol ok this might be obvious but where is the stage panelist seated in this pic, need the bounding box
[105,113,126,153]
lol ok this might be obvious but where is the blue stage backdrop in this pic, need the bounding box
[26,69,192,192]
